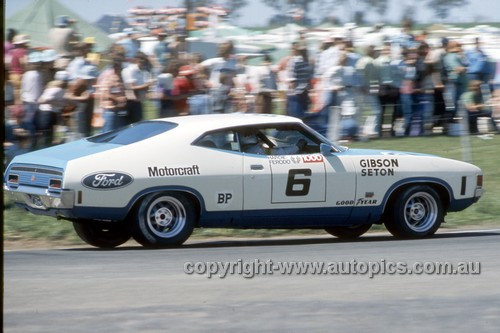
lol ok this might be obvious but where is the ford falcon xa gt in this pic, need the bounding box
[4,114,484,248]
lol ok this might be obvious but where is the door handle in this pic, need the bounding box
[250,164,264,171]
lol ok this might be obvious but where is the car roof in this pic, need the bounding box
[154,113,303,133]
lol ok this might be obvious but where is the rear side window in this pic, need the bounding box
[194,130,240,152]
[87,121,177,145]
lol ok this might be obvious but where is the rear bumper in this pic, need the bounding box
[4,184,75,211]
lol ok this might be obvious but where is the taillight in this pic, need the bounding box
[8,174,19,184]
[49,178,62,190]
[477,175,483,188]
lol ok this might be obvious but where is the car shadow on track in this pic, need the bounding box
[64,230,500,251]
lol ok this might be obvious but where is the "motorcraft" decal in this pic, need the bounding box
[148,165,200,177]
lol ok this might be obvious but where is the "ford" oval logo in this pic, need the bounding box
[82,172,133,190]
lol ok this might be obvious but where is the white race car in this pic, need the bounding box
[4,114,484,248]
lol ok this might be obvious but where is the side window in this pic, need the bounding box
[194,130,240,152]
[262,128,321,156]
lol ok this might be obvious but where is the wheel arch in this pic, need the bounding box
[124,186,205,226]
[382,179,452,215]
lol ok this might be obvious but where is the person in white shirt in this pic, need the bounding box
[21,52,44,149]
[121,52,155,124]
[36,71,70,148]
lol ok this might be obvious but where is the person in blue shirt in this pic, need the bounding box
[465,37,489,83]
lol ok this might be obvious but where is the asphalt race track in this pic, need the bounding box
[4,229,500,332]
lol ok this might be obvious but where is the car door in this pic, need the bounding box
[241,125,327,215]
[242,125,356,222]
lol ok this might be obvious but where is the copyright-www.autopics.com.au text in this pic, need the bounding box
[183,259,481,279]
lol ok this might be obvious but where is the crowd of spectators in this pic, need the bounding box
[4,16,500,162]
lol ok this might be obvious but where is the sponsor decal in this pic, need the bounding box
[148,165,200,177]
[359,158,399,176]
[302,155,324,163]
[365,192,375,198]
[217,192,233,205]
[82,172,133,190]
[356,198,378,206]
[268,156,292,165]
[336,200,355,206]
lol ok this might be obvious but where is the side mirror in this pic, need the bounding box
[320,143,333,156]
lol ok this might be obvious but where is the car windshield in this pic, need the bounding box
[87,121,177,145]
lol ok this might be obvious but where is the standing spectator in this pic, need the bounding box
[20,52,44,149]
[414,42,436,135]
[100,58,128,132]
[117,28,139,61]
[465,37,489,83]
[40,49,59,86]
[152,30,170,74]
[4,28,17,65]
[399,48,418,136]
[443,41,468,120]
[36,74,70,148]
[286,43,312,119]
[66,43,90,81]
[121,52,155,124]
[461,80,498,134]
[83,37,100,66]
[9,34,30,104]
[202,41,237,88]
[375,42,400,136]
[65,65,99,139]
[172,64,197,115]
[49,15,79,66]
[356,45,381,136]
[210,72,233,113]
[157,71,175,118]
[254,54,277,114]
[324,52,359,140]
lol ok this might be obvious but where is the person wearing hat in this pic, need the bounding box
[41,49,60,86]
[65,65,99,139]
[83,36,100,66]
[20,51,44,149]
[9,34,30,104]
[49,15,79,60]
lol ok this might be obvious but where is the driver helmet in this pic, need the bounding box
[240,132,259,145]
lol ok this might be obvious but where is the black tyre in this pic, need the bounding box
[73,220,131,248]
[385,185,444,238]
[325,224,372,239]
[132,192,196,248]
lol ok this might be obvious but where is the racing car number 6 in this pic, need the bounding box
[286,169,312,196]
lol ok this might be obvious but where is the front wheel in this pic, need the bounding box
[73,220,131,248]
[385,185,444,238]
[325,224,372,239]
[132,192,196,248]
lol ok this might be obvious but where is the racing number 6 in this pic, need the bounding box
[286,169,312,196]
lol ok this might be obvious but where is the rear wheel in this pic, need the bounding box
[385,185,444,238]
[73,220,131,248]
[132,192,196,248]
[325,224,372,239]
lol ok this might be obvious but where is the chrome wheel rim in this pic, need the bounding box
[146,196,186,238]
[404,192,438,232]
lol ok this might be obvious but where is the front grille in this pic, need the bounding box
[7,164,64,188]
